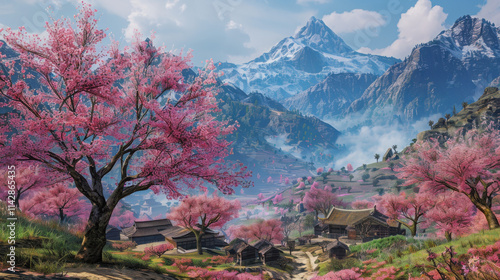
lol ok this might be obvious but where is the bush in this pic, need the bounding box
[328,257,361,271]
[111,241,137,252]
[144,243,174,258]
[361,173,370,182]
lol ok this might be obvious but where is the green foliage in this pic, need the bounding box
[32,259,66,275]
[304,214,316,229]
[328,257,361,271]
[376,188,385,196]
[350,235,409,253]
[361,173,370,182]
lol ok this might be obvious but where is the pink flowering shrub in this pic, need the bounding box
[111,241,137,252]
[172,258,194,273]
[311,268,361,280]
[203,255,233,265]
[144,243,174,258]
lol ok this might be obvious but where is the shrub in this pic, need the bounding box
[144,243,174,258]
[111,241,137,252]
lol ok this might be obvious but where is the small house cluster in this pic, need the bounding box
[108,218,227,250]
[225,238,283,265]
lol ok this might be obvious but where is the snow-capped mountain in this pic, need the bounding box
[345,15,500,124]
[218,17,400,101]
[284,73,378,119]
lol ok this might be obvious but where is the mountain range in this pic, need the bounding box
[217,17,400,101]
[344,15,500,125]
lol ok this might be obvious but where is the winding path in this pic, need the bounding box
[291,251,316,280]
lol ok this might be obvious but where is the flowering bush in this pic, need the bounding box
[111,241,137,252]
[143,243,174,258]
[311,268,361,280]
[172,258,194,273]
[203,255,233,265]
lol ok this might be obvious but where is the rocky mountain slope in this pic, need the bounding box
[284,73,378,119]
[417,86,500,142]
[218,17,399,101]
[345,16,500,125]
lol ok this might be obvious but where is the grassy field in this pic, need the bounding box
[315,228,500,277]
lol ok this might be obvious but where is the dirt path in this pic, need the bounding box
[291,251,316,280]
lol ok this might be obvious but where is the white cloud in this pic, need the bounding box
[476,0,500,26]
[107,0,254,65]
[358,0,447,59]
[226,20,242,30]
[322,9,386,34]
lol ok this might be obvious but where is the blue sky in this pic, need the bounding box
[0,0,498,65]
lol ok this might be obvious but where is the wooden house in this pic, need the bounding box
[121,219,173,245]
[235,243,259,265]
[253,240,282,265]
[160,227,227,250]
[326,240,350,259]
[225,238,247,256]
[105,226,121,241]
[319,206,405,240]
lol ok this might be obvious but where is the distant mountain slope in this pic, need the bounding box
[345,16,500,125]
[284,73,378,119]
[218,17,400,100]
[417,86,500,142]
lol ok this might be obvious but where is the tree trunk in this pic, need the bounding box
[195,231,204,255]
[402,222,417,237]
[470,198,500,230]
[480,207,500,229]
[59,208,65,224]
[444,231,452,242]
[75,204,113,263]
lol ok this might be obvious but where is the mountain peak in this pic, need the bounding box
[436,15,500,57]
[294,16,353,54]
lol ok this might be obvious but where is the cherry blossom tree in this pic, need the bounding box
[376,192,433,237]
[0,164,63,209]
[229,219,283,243]
[346,163,353,172]
[352,199,375,210]
[0,4,249,263]
[398,127,500,229]
[272,193,283,205]
[296,182,306,189]
[109,202,136,229]
[168,193,241,255]
[267,176,273,183]
[22,183,90,224]
[316,167,324,175]
[303,184,343,220]
[426,191,474,241]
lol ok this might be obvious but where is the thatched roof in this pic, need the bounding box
[321,207,394,227]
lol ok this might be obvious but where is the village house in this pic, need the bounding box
[253,240,282,265]
[315,206,405,240]
[161,227,227,250]
[121,219,173,244]
[105,226,121,241]
[326,240,350,259]
[225,239,259,265]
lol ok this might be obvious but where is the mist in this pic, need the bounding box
[324,113,443,169]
